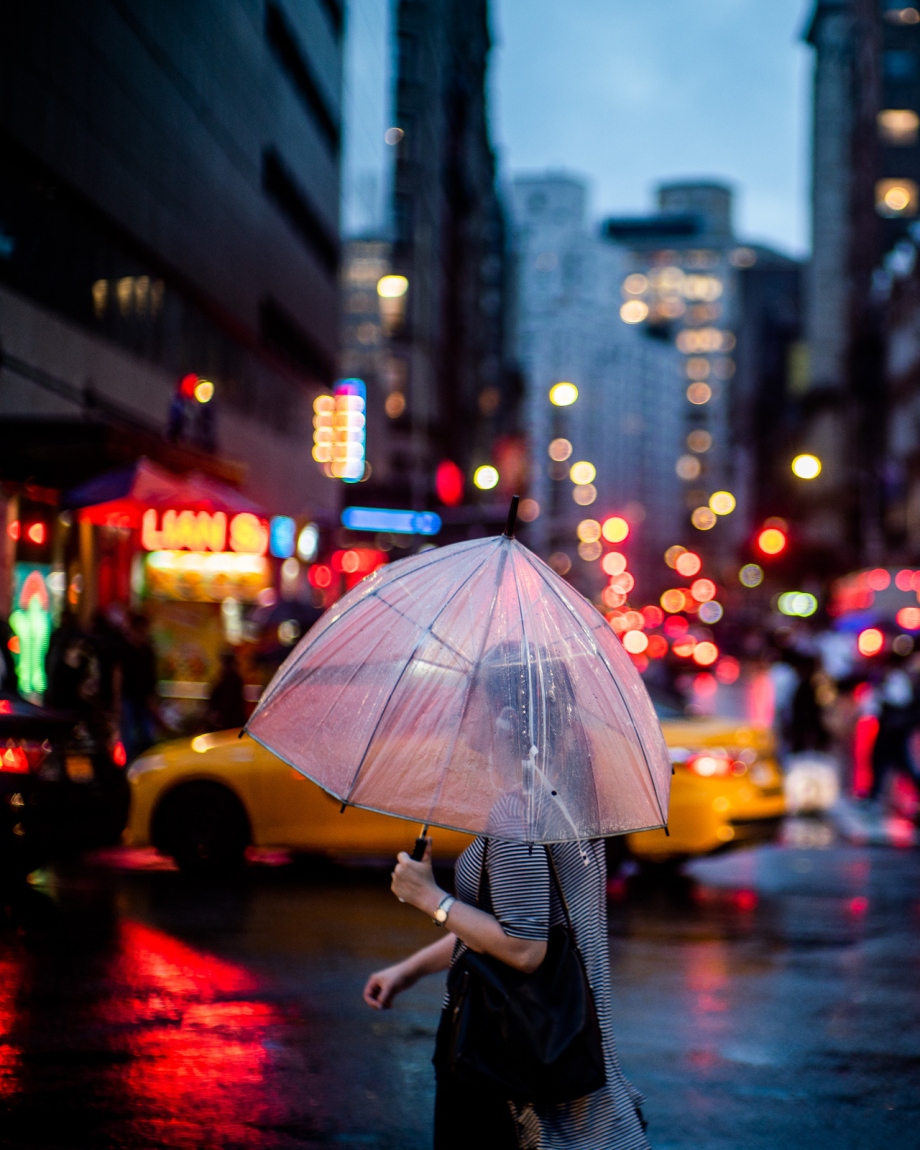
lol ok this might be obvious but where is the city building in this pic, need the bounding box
[0,1,343,693]
[600,182,802,582]
[509,173,683,602]
[378,0,517,518]
[802,0,920,565]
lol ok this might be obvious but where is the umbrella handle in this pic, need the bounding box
[503,494,520,538]
[411,826,430,861]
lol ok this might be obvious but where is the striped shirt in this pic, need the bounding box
[451,835,650,1150]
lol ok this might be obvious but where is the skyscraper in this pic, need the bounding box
[510,173,683,600]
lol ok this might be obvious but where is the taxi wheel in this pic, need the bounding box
[154,782,250,873]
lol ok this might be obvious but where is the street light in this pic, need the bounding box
[549,382,578,406]
[791,453,822,479]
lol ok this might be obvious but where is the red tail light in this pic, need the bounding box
[1,740,51,774]
[112,741,127,767]
[685,753,732,778]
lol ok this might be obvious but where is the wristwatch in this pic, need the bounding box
[433,893,457,925]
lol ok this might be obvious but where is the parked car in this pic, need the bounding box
[0,692,131,882]
[125,699,785,872]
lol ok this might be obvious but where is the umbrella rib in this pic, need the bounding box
[420,544,509,828]
[341,544,499,808]
[507,546,538,841]
[510,548,603,838]
[521,552,668,829]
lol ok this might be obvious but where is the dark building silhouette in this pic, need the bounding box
[0,0,342,526]
[802,0,920,565]
[374,0,516,514]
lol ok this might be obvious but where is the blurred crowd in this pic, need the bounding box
[1,606,248,757]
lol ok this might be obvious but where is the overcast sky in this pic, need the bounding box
[490,0,812,256]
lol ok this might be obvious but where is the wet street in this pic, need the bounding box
[0,828,918,1150]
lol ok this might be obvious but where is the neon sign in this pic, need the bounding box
[141,509,268,555]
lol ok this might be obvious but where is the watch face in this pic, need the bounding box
[435,908,447,922]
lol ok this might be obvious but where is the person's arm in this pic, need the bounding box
[390,843,547,974]
[363,932,455,1010]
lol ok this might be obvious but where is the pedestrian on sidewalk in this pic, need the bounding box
[363,670,649,1150]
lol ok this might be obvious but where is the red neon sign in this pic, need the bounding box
[141,510,268,556]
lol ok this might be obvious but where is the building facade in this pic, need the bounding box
[0,0,342,526]
[0,0,343,696]
[510,174,683,602]
[802,0,920,565]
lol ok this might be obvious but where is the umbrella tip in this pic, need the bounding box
[503,495,520,538]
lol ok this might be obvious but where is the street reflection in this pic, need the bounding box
[99,921,282,1148]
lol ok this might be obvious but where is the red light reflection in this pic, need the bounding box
[98,922,282,1142]
[0,953,22,1098]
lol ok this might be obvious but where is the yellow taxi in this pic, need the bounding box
[125,702,785,871]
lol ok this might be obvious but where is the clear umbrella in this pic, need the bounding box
[247,502,671,845]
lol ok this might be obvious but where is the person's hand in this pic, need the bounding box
[363,960,414,1010]
[391,840,441,915]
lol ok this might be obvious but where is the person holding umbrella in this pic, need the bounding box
[362,656,651,1149]
[247,500,666,1150]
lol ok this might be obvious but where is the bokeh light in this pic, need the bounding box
[573,484,597,505]
[867,567,890,591]
[716,656,740,684]
[569,461,597,485]
[577,518,601,543]
[620,300,649,324]
[622,630,649,654]
[549,382,578,406]
[602,516,629,543]
[578,540,602,562]
[896,607,920,630]
[602,586,627,608]
[548,438,573,461]
[693,641,719,666]
[857,628,885,657]
[673,635,697,657]
[472,465,499,490]
[691,507,717,531]
[549,552,572,575]
[664,615,689,638]
[691,578,717,603]
[687,429,712,453]
[660,588,686,614]
[622,273,648,295]
[642,605,663,628]
[610,572,635,594]
[698,600,723,623]
[676,454,701,480]
[193,378,214,403]
[777,591,818,617]
[377,274,409,298]
[739,563,763,587]
[757,527,786,555]
[518,498,540,522]
[602,552,627,576]
[675,551,701,577]
[709,491,736,516]
[664,544,686,569]
[791,453,822,479]
[686,382,712,405]
[646,634,668,659]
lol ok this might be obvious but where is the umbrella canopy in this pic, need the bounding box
[247,534,671,844]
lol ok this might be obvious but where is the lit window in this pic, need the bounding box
[876,179,919,218]
[620,300,649,324]
[878,109,920,146]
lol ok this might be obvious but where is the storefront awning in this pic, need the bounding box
[64,458,265,527]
